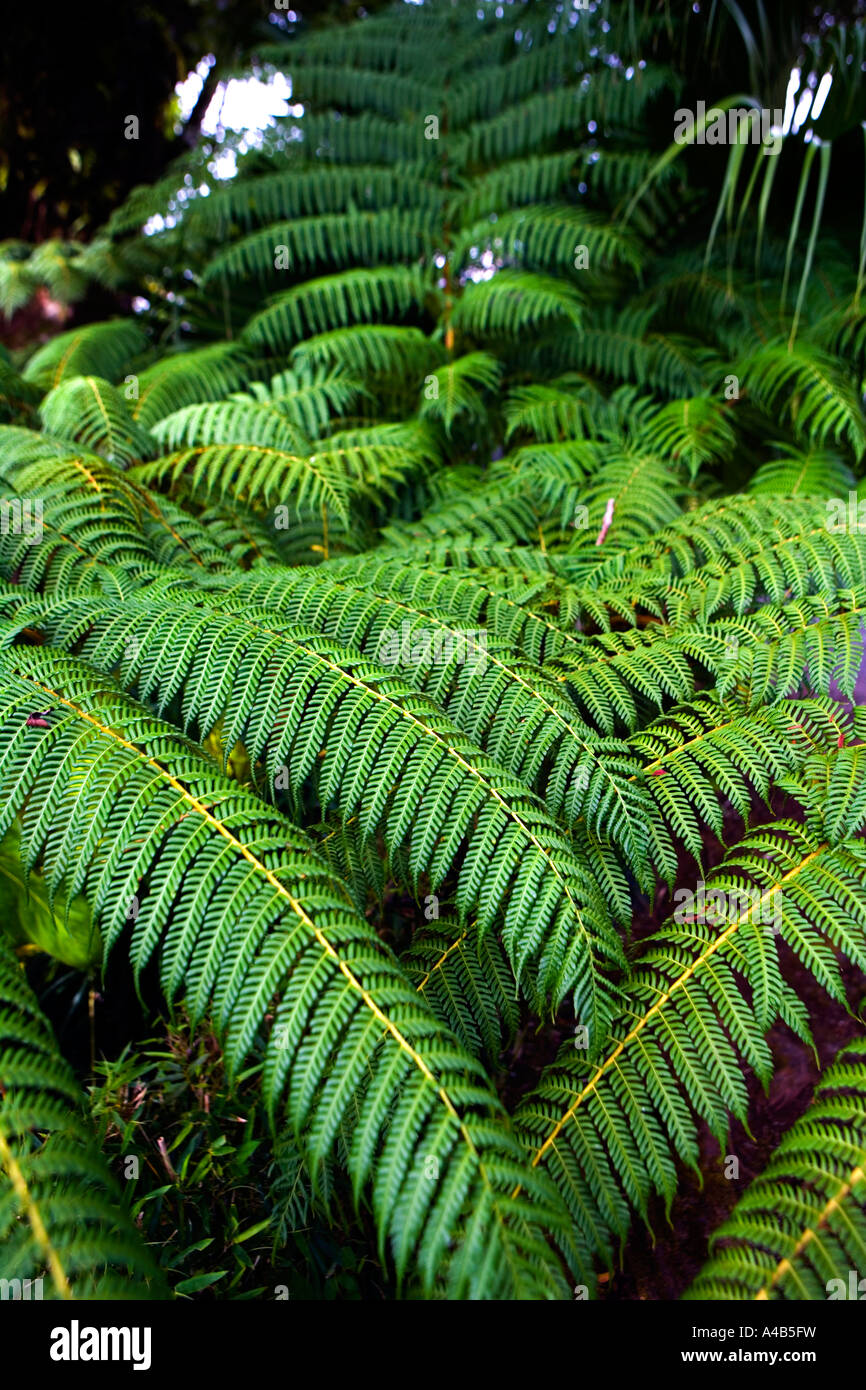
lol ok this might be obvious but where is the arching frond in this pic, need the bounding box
[738,340,866,459]
[453,271,585,337]
[0,934,165,1298]
[40,376,157,467]
[132,344,256,428]
[242,267,431,352]
[419,353,502,433]
[22,320,148,390]
[516,817,866,1281]
[7,590,625,1029]
[685,1040,866,1300]
[0,644,575,1300]
[202,212,436,285]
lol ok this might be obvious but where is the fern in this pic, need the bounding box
[515,814,866,1283]
[0,644,574,1299]
[4,586,625,1029]
[22,320,148,390]
[685,1040,866,1300]
[0,934,165,1297]
[243,268,430,351]
[40,375,156,467]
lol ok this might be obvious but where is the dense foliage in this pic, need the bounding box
[2,0,866,1301]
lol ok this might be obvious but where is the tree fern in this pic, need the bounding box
[22,321,148,391]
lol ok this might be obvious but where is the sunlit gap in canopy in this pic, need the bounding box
[142,57,302,238]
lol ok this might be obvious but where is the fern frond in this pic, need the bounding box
[550,308,713,397]
[22,320,148,390]
[133,443,352,522]
[632,694,852,877]
[185,165,441,236]
[230,367,362,437]
[685,1040,866,1300]
[0,934,165,1297]
[467,89,586,164]
[453,271,584,338]
[0,644,575,1299]
[401,916,520,1067]
[748,444,856,497]
[419,353,502,433]
[457,206,644,278]
[289,325,443,380]
[504,376,602,443]
[194,565,651,867]
[149,399,312,455]
[738,340,866,458]
[131,344,256,428]
[202,212,435,285]
[10,590,626,1027]
[635,396,738,478]
[242,267,430,352]
[40,376,157,467]
[450,152,578,223]
[516,818,866,1281]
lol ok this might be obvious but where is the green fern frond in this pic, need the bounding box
[40,376,157,467]
[449,153,578,223]
[22,320,148,390]
[467,89,587,164]
[150,399,313,455]
[635,396,738,478]
[453,270,584,338]
[632,694,852,877]
[549,308,714,397]
[401,916,520,1066]
[516,817,866,1281]
[242,267,430,352]
[202,212,436,285]
[6,0,866,1305]
[0,243,40,317]
[565,452,688,554]
[185,165,442,236]
[0,934,165,1297]
[748,444,857,497]
[318,551,584,663]
[685,1040,866,1300]
[289,325,443,380]
[0,645,575,1299]
[8,590,625,1027]
[131,344,256,428]
[738,340,866,458]
[191,565,651,867]
[504,376,602,443]
[229,365,362,437]
[419,353,502,433]
[457,206,645,278]
[281,62,439,120]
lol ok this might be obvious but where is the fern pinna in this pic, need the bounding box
[1,0,866,1301]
